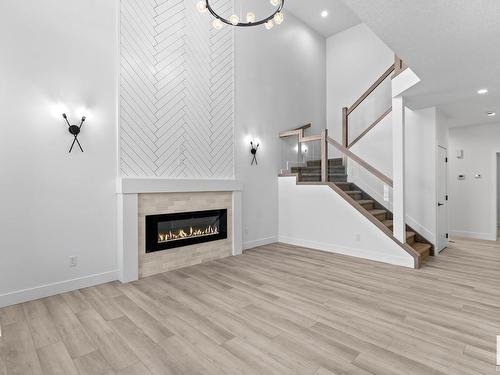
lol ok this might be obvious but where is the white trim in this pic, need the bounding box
[243,236,278,250]
[232,191,243,255]
[406,214,435,244]
[492,152,500,240]
[278,236,413,268]
[449,230,497,241]
[392,68,421,97]
[0,270,118,308]
[117,178,243,194]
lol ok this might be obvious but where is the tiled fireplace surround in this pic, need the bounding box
[117,179,243,282]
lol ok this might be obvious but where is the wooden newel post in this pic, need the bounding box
[321,129,328,182]
[342,107,348,148]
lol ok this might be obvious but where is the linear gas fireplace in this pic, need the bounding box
[145,209,228,253]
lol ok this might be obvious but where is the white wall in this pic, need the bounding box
[448,123,500,240]
[405,107,438,243]
[0,0,118,306]
[498,154,500,228]
[278,177,414,268]
[326,23,394,142]
[235,12,326,249]
[436,109,449,149]
[0,0,327,306]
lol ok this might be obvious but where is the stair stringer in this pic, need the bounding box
[278,175,420,269]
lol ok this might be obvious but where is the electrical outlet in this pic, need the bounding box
[69,256,78,267]
[244,228,249,235]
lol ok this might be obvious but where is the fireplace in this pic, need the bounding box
[145,209,228,253]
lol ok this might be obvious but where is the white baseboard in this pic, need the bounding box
[0,270,118,308]
[449,230,497,241]
[278,235,414,268]
[243,236,278,250]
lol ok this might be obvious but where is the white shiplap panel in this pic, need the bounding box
[120,0,234,178]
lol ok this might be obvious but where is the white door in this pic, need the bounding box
[437,146,448,252]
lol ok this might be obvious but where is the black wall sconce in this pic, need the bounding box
[62,113,86,153]
[250,141,259,165]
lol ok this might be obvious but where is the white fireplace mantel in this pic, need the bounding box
[117,177,243,194]
[117,178,243,282]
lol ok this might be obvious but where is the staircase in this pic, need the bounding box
[291,158,432,261]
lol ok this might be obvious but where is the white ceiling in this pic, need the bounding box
[342,0,500,127]
[285,0,360,38]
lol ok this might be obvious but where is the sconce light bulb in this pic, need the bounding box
[62,113,67,119]
[81,116,86,122]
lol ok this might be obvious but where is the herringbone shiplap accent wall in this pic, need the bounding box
[120,0,234,177]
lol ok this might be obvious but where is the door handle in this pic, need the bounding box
[438,202,444,207]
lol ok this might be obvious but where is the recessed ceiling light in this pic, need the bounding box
[321,10,328,18]
[477,88,488,95]
[487,111,496,117]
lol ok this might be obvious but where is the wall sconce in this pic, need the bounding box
[62,113,86,152]
[250,141,259,165]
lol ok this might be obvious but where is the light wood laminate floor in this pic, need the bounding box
[1,237,499,375]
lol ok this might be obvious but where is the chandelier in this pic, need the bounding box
[196,0,285,30]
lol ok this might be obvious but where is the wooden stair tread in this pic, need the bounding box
[368,209,386,215]
[345,190,362,195]
[382,220,393,228]
[406,231,415,239]
[411,242,431,255]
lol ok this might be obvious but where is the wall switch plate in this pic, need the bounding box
[69,256,78,267]
[355,234,361,242]
[383,185,390,202]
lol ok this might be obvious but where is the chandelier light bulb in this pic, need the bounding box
[229,14,240,25]
[201,0,284,29]
[196,1,207,13]
[212,18,223,30]
[274,12,284,24]
[246,12,256,23]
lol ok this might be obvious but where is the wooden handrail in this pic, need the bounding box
[348,107,392,149]
[346,65,395,116]
[327,137,393,187]
[279,123,311,138]
[279,127,393,187]
[292,123,311,131]
[393,55,408,78]
[301,135,322,142]
[279,129,302,138]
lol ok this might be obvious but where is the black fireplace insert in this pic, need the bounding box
[145,209,227,253]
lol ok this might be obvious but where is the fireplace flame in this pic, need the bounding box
[158,225,219,243]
